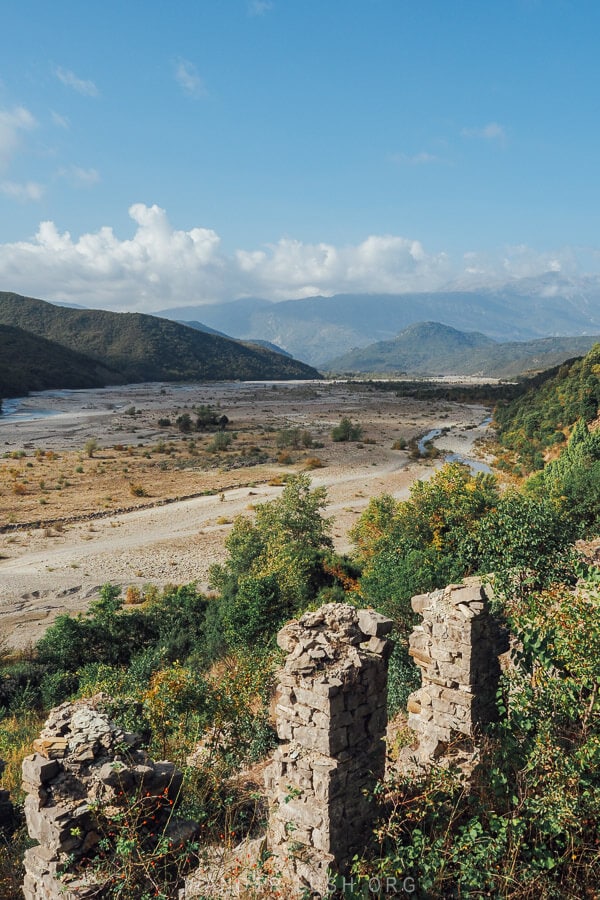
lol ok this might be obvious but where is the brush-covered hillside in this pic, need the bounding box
[325,321,600,377]
[0,292,319,398]
[0,324,121,396]
[494,342,600,470]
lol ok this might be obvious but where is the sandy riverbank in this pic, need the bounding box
[0,381,493,649]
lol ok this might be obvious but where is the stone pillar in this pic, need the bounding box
[405,579,509,767]
[265,603,393,896]
[21,695,196,900]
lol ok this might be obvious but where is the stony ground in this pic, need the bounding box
[0,380,493,648]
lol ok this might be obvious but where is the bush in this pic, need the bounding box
[332,417,363,442]
[208,432,232,452]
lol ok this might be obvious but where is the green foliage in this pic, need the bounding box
[494,343,600,471]
[176,413,193,433]
[209,474,339,649]
[194,404,227,431]
[476,492,576,602]
[332,417,363,442]
[526,418,600,535]
[0,291,319,398]
[84,437,98,458]
[207,431,232,452]
[0,584,213,714]
[353,463,500,628]
[354,568,600,897]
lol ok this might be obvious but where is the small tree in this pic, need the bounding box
[332,417,363,442]
[176,413,193,433]
[85,438,98,458]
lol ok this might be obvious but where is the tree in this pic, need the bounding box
[176,413,192,433]
[84,437,98,458]
[209,474,334,648]
[332,417,363,442]
[352,463,500,625]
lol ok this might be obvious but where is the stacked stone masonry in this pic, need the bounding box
[265,603,393,896]
[21,694,196,900]
[406,580,509,765]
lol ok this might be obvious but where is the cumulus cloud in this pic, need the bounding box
[54,67,99,97]
[0,203,585,311]
[0,180,44,201]
[0,106,36,169]
[461,121,506,142]
[174,59,207,97]
[0,204,457,309]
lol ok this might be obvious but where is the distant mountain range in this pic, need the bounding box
[156,273,600,366]
[0,292,319,399]
[179,320,292,358]
[324,322,600,377]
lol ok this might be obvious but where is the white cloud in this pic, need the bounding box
[0,203,589,311]
[0,204,456,308]
[0,180,44,201]
[57,165,100,187]
[0,106,36,169]
[461,121,506,142]
[174,59,207,97]
[248,1,273,15]
[54,67,99,97]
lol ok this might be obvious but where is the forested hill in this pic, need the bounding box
[325,321,600,378]
[0,324,123,398]
[0,292,319,397]
[494,342,600,470]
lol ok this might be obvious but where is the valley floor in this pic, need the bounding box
[0,380,492,648]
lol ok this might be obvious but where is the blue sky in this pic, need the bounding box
[1,0,600,310]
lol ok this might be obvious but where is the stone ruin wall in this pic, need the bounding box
[16,590,508,899]
[264,603,394,896]
[405,579,509,767]
[21,695,196,900]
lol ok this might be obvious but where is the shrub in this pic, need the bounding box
[304,456,324,470]
[208,432,232,452]
[84,438,98,458]
[176,413,193,433]
[332,417,363,442]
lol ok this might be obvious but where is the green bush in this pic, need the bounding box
[332,417,363,442]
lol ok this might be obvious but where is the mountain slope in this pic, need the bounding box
[325,323,600,377]
[494,343,600,469]
[157,277,600,366]
[0,324,121,397]
[0,292,320,393]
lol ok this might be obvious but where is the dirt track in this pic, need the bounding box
[0,380,492,648]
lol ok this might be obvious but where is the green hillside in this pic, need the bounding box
[0,292,319,396]
[494,343,600,470]
[326,321,600,377]
[0,324,121,397]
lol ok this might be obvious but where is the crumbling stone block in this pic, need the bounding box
[21,694,197,900]
[404,579,509,770]
[265,603,393,896]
